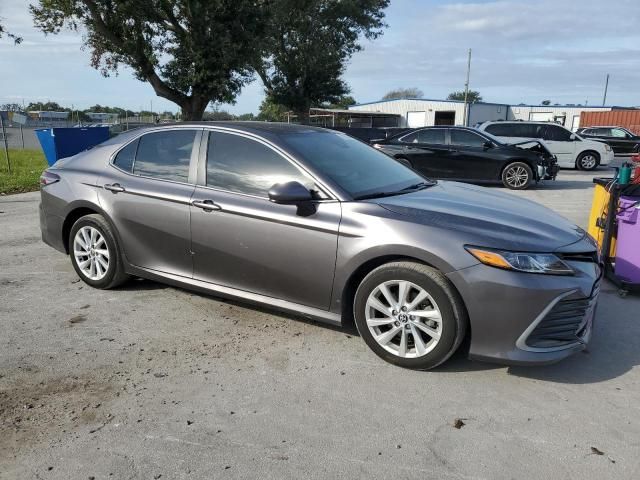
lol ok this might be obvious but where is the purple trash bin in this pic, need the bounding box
[615,196,640,283]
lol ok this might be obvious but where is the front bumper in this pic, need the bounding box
[601,149,615,166]
[536,163,559,181]
[447,258,600,365]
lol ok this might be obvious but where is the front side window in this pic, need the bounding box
[399,131,419,143]
[611,128,628,138]
[544,125,572,141]
[450,129,486,147]
[206,131,314,197]
[133,130,196,182]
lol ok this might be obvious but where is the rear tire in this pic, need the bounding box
[69,214,129,289]
[502,162,533,190]
[576,151,600,171]
[353,262,468,370]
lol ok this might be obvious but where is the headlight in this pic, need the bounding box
[465,246,574,275]
[605,144,612,152]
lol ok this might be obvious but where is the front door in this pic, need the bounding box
[448,129,497,180]
[98,129,201,278]
[542,124,576,165]
[190,130,341,310]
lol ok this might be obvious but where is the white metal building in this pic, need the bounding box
[349,98,619,131]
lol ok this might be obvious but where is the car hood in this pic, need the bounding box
[373,181,587,252]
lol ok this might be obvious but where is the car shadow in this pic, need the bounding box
[114,278,639,383]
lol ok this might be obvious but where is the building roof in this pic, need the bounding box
[351,97,628,109]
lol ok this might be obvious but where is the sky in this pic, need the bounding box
[1,0,639,114]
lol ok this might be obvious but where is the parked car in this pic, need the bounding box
[477,121,614,170]
[576,126,640,155]
[39,123,600,370]
[371,126,558,190]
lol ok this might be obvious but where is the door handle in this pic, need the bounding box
[104,183,125,193]
[192,199,222,212]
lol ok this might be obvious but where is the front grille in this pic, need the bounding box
[526,289,598,349]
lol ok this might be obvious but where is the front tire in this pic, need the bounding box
[353,262,468,370]
[502,162,533,190]
[69,214,129,289]
[576,151,600,171]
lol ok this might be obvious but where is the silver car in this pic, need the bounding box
[39,123,601,369]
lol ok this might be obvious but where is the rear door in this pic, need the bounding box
[399,128,450,177]
[189,129,341,309]
[98,128,201,277]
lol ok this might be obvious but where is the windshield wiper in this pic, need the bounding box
[354,181,435,200]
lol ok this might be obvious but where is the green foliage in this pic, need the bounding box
[0,150,47,195]
[31,0,269,120]
[324,95,357,110]
[257,97,289,122]
[0,18,23,44]
[541,100,551,105]
[447,90,483,103]
[382,88,424,100]
[256,0,389,121]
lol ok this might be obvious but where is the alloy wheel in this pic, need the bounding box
[580,154,597,170]
[365,280,442,358]
[505,165,529,188]
[73,226,110,281]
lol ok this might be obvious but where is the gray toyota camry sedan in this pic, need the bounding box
[39,122,600,370]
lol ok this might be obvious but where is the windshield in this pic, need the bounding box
[280,130,430,199]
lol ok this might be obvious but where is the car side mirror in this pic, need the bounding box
[483,141,493,150]
[569,133,578,141]
[268,181,313,204]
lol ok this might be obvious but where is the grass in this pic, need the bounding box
[0,149,48,195]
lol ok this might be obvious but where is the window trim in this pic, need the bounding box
[108,127,203,186]
[197,127,339,202]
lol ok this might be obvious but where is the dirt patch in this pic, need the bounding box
[0,371,120,461]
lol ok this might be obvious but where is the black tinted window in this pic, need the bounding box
[451,129,486,147]
[133,130,195,182]
[417,129,446,144]
[113,138,138,172]
[485,123,515,136]
[544,125,572,141]
[282,130,425,199]
[206,131,313,197]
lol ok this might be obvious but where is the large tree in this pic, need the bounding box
[30,0,268,120]
[255,0,389,123]
[382,87,423,100]
[447,90,482,103]
[0,17,23,44]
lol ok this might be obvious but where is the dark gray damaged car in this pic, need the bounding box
[39,123,601,369]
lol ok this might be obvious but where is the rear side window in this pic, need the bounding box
[450,129,486,147]
[113,139,138,172]
[485,123,515,136]
[206,131,314,197]
[133,130,196,182]
[417,129,446,144]
[544,125,572,141]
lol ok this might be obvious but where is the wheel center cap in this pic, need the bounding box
[398,313,409,323]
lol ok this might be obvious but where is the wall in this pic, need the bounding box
[580,110,640,135]
[350,99,466,127]
[468,103,509,126]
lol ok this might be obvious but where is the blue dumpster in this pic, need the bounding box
[35,127,110,166]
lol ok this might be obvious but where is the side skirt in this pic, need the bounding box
[125,264,343,327]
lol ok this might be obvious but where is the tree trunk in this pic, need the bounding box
[180,96,210,121]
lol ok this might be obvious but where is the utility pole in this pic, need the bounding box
[1,115,11,174]
[462,48,472,126]
[602,74,609,106]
